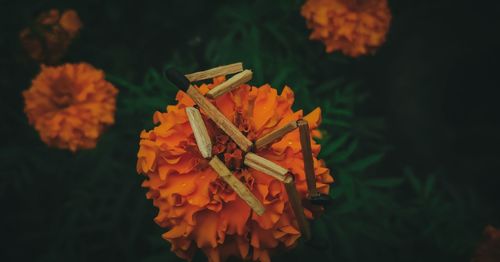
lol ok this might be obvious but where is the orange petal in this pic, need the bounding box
[59,10,82,35]
[163,223,189,239]
[193,211,220,248]
[252,85,277,131]
[215,92,236,121]
[304,107,322,129]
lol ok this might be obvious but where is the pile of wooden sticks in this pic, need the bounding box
[165,62,331,240]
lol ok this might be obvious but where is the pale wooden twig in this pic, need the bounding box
[284,175,311,240]
[185,63,243,82]
[243,152,288,182]
[297,119,320,197]
[209,156,265,215]
[186,107,212,159]
[205,70,253,99]
[254,121,298,150]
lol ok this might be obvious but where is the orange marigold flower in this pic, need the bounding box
[23,63,118,151]
[19,9,83,64]
[301,0,391,57]
[137,76,333,261]
[471,225,500,262]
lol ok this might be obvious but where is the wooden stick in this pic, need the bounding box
[209,156,265,215]
[185,63,243,82]
[205,70,253,99]
[165,68,253,152]
[284,175,311,240]
[254,121,298,150]
[243,152,288,182]
[297,119,320,197]
[186,107,212,159]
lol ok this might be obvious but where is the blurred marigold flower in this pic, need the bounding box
[19,9,83,64]
[137,77,333,262]
[471,225,500,262]
[23,63,118,152]
[301,0,391,57]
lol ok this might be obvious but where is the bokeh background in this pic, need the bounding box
[1,0,500,261]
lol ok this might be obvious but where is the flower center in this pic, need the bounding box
[208,109,257,171]
[212,134,244,171]
[50,76,74,109]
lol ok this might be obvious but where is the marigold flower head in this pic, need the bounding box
[472,225,500,262]
[19,9,83,64]
[137,76,333,261]
[23,63,118,151]
[301,0,391,57]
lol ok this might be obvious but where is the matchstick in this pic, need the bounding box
[186,107,212,159]
[254,121,298,150]
[243,152,288,182]
[205,70,253,99]
[165,68,253,152]
[297,119,319,197]
[209,156,265,215]
[284,175,311,240]
[297,119,332,205]
[185,62,243,82]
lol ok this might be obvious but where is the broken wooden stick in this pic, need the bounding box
[209,156,265,215]
[185,62,243,82]
[205,69,253,99]
[297,119,332,205]
[165,68,253,152]
[254,121,298,150]
[186,107,212,159]
[284,175,311,240]
[297,119,319,197]
[243,152,288,182]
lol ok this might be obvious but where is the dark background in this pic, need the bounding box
[1,0,499,261]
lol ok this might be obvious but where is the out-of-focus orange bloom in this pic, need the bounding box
[137,77,333,261]
[19,9,83,64]
[23,63,118,151]
[471,225,500,262]
[59,10,82,36]
[301,0,391,57]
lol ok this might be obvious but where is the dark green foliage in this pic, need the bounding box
[1,0,497,262]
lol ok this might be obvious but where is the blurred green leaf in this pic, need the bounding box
[321,133,350,158]
[333,139,359,163]
[347,153,384,172]
[365,177,404,188]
